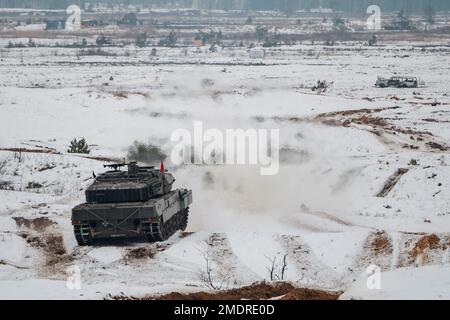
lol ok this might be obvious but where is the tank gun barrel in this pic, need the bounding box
[103,161,137,171]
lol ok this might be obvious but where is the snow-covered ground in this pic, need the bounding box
[0,40,449,300]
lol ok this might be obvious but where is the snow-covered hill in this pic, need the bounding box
[0,42,449,299]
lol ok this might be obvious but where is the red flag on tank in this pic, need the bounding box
[160,161,165,174]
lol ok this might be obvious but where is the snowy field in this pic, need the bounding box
[0,40,449,300]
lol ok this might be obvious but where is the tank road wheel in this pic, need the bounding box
[159,217,171,241]
[142,223,155,243]
[148,217,170,243]
[179,208,189,232]
[74,225,93,246]
[145,210,189,243]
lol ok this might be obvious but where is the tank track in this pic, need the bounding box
[143,208,189,243]
[74,224,93,246]
[73,208,189,246]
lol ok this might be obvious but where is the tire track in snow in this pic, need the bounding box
[278,235,345,290]
[204,233,261,289]
[282,209,363,233]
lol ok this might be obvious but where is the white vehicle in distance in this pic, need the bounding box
[376,76,418,88]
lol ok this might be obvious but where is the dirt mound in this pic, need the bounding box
[370,231,393,255]
[111,282,341,300]
[13,217,56,232]
[353,231,393,271]
[410,234,442,265]
[398,233,449,267]
[124,247,155,260]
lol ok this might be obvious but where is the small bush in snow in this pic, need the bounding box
[312,80,332,94]
[67,138,90,154]
[0,181,13,191]
[26,181,43,189]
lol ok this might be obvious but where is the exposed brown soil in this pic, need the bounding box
[43,234,69,266]
[0,147,120,163]
[376,168,409,197]
[315,107,447,152]
[124,247,155,260]
[110,282,341,301]
[317,107,400,119]
[112,91,129,99]
[179,232,194,239]
[13,217,56,232]
[400,231,428,236]
[319,112,432,138]
[38,164,57,172]
[21,233,46,249]
[426,142,449,151]
[45,234,67,256]
[0,147,60,154]
[353,231,394,271]
[397,233,450,267]
[18,229,69,267]
[422,118,450,123]
[370,231,393,255]
[82,155,120,162]
[410,234,442,264]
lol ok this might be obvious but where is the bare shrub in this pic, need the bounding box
[124,247,155,260]
[312,80,332,94]
[265,254,289,281]
[26,181,43,189]
[199,250,232,291]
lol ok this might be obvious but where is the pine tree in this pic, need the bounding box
[67,138,90,154]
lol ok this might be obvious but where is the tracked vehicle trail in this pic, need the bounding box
[376,168,409,197]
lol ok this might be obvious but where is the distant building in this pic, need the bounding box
[46,20,65,30]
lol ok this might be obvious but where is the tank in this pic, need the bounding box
[71,162,193,246]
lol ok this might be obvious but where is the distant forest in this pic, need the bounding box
[1,0,449,13]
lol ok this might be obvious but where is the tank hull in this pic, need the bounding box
[71,189,192,245]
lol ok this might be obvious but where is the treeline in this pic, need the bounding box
[0,0,449,13]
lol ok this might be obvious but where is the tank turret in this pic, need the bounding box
[85,162,175,204]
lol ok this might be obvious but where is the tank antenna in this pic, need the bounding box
[160,161,165,175]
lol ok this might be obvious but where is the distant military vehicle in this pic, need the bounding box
[376,76,418,88]
[71,162,192,246]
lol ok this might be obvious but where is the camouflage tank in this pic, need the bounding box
[71,162,192,246]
